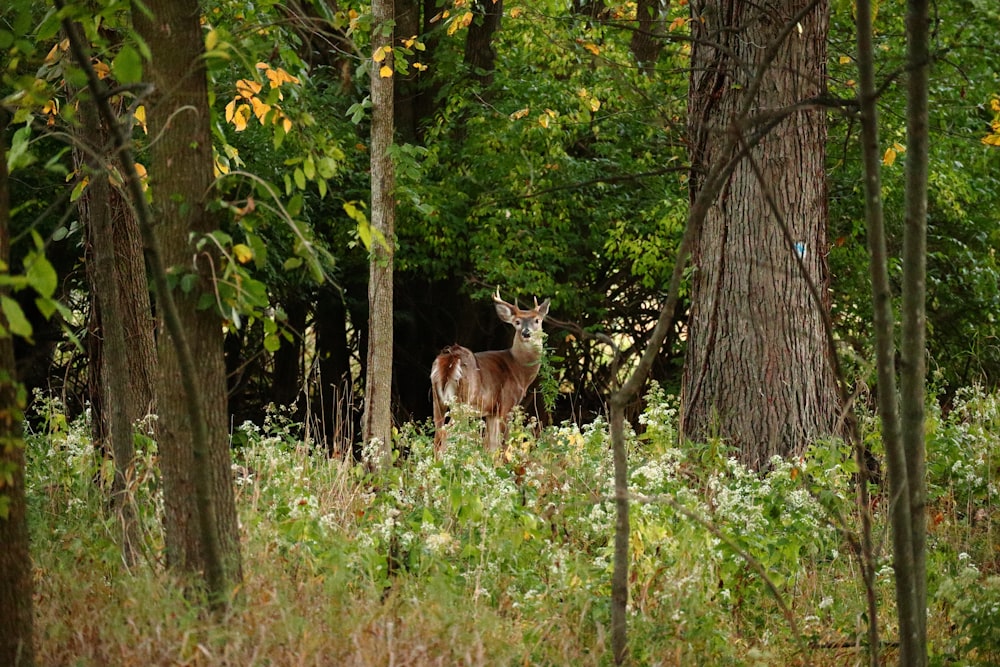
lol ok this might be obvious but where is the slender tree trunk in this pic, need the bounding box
[0,108,35,667]
[854,0,921,662]
[682,0,840,468]
[132,0,243,597]
[901,0,929,659]
[363,0,397,468]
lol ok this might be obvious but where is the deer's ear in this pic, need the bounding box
[536,299,550,318]
[494,301,516,323]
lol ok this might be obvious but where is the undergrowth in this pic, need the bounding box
[24,384,999,666]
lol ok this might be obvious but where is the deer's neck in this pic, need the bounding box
[509,336,543,367]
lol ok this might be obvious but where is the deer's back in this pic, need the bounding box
[473,348,539,416]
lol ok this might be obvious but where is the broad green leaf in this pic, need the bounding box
[1,296,33,340]
[25,252,57,298]
[112,44,143,85]
[287,194,303,217]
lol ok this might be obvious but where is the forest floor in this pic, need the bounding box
[26,386,999,665]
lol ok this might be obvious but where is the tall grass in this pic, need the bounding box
[25,386,998,665]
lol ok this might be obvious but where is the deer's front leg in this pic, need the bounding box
[484,415,504,453]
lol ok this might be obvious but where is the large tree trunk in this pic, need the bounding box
[133,0,243,592]
[362,0,397,468]
[0,109,35,667]
[630,0,667,75]
[682,0,840,468]
[76,89,157,566]
[271,298,306,410]
[464,0,503,87]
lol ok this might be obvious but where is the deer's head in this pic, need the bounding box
[493,290,550,344]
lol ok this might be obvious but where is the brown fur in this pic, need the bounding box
[431,293,550,453]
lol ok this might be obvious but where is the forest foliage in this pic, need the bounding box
[1,0,1000,663]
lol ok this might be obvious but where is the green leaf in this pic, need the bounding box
[263,333,281,353]
[112,44,143,85]
[7,124,35,172]
[287,194,303,218]
[1,296,33,340]
[294,167,306,190]
[25,252,57,298]
[180,273,198,293]
[358,220,372,250]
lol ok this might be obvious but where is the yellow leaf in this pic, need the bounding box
[206,28,219,51]
[250,97,271,122]
[509,107,530,120]
[582,42,600,56]
[510,7,524,18]
[373,46,389,63]
[982,134,1000,147]
[379,65,394,78]
[539,114,550,128]
[236,78,262,98]
[45,39,67,65]
[232,104,250,131]
[233,243,254,264]
[448,11,473,35]
[93,61,111,79]
[892,141,906,154]
[134,163,148,191]
[265,66,300,87]
[839,55,852,64]
[991,97,1000,113]
[225,99,237,123]
[281,116,292,133]
[133,105,147,134]
[882,146,897,166]
[412,62,428,71]
[669,16,686,32]
[589,97,601,112]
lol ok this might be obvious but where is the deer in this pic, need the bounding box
[430,290,551,454]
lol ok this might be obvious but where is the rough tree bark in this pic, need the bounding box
[76,89,157,566]
[682,0,841,468]
[0,108,35,667]
[131,0,243,597]
[362,0,397,468]
[464,0,503,88]
[630,0,667,75]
